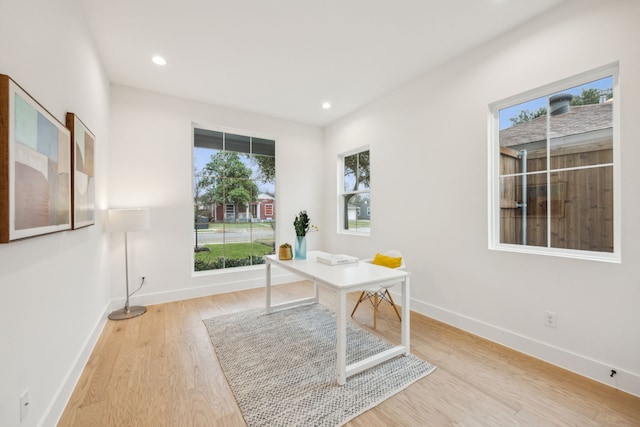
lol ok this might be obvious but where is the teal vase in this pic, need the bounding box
[294,236,307,259]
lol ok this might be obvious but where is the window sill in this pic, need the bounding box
[338,231,370,237]
[489,243,620,263]
[192,263,266,276]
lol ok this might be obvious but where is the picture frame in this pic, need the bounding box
[66,113,95,229]
[0,74,72,243]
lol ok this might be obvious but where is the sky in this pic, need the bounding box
[194,146,212,171]
[499,76,613,130]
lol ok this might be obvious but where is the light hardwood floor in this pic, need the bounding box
[59,282,640,426]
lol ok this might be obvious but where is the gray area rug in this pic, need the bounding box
[203,303,436,427]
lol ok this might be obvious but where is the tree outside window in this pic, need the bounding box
[193,128,276,271]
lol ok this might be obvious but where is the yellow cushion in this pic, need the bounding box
[372,253,402,268]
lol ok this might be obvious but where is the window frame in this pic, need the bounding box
[338,146,371,236]
[488,63,621,263]
[192,123,276,273]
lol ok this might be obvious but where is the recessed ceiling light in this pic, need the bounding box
[322,102,331,109]
[152,55,167,66]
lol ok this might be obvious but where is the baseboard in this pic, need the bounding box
[113,269,300,309]
[42,302,111,426]
[409,296,640,398]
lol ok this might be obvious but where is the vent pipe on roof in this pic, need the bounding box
[549,93,573,116]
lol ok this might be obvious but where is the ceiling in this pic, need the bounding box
[79,0,565,127]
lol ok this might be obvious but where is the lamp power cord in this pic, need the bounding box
[128,276,146,298]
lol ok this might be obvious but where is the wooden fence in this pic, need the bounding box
[500,143,613,252]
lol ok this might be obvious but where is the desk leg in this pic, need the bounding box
[337,289,347,385]
[313,280,319,303]
[266,262,272,314]
[402,275,410,355]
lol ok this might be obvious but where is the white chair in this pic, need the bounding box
[350,250,405,329]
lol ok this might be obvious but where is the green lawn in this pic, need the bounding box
[194,242,273,260]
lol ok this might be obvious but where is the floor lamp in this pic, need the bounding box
[108,208,150,320]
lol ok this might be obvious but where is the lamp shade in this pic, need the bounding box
[108,208,151,232]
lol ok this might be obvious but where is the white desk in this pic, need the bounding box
[265,251,411,385]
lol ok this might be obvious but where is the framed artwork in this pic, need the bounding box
[66,113,95,229]
[0,74,72,243]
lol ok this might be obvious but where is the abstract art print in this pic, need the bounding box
[0,74,71,242]
[66,113,95,229]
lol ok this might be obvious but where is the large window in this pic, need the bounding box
[340,148,370,235]
[193,126,276,271]
[489,64,619,262]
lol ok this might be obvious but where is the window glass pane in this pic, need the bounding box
[250,154,275,186]
[255,191,276,223]
[355,193,371,231]
[343,194,357,230]
[499,96,547,174]
[499,174,548,247]
[344,153,357,192]
[215,152,251,179]
[549,77,613,169]
[250,191,276,259]
[223,178,255,223]
[357,150,370,190]
[194,128,223,150]
[194,172,214,247]
[500,175,522,245]
[194,146,213,174]
[225,133,251,154]
[194,142,219,254]
[550,168,613,252]
[343,193,371,232]
[523,173,549,248]
[343,193,371,233]
[252,137,275,156]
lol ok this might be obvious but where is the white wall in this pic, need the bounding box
[324,0,640,397]
[0,0,111,425]
[108,85,324,307]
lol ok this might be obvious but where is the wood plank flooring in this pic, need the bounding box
[58,281,640,426]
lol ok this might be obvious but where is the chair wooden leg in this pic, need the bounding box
[351,291,366,317]
[386,290,402,321]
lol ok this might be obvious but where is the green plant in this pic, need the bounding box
[195,242,273,260]
[194,255,266,271]
[294,210,318,236]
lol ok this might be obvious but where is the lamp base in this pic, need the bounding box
[108,305,147,320]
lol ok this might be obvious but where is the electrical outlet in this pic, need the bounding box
[544,310,558,328]
[20,389,29,421]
